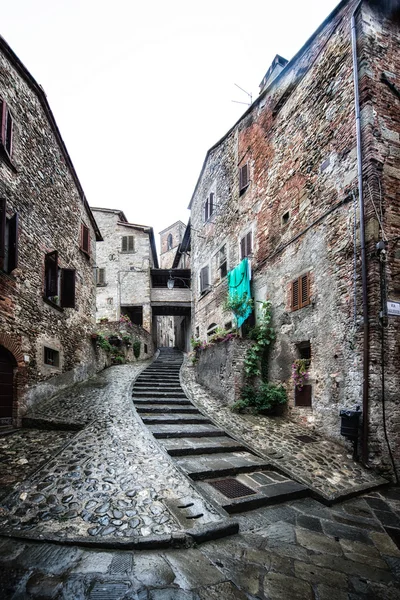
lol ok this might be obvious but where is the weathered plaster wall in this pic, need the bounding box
[0,46,100,420]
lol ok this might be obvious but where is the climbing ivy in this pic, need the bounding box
[232,301,287,413]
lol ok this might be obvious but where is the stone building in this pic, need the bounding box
[189,0,400,474]
[159,221,186,269]
[156,220,191,348]
[91,208,158,335]
[0,35,102,426]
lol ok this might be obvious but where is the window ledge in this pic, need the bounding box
[79,248,91,259]
[199,288,212,300]
[0,269,16,281]
[96,283,107,287]
[43,297,64,312]
[0,146,17,173]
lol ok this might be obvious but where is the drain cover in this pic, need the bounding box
[209,478,256,498]
[295,435,317,443]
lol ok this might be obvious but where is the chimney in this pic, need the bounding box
[259,54,288,95]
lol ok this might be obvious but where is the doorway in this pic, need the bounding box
[0,346,16,426]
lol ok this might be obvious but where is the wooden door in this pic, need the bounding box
[0,346,14,426]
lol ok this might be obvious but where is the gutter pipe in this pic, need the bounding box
[351,0,369,465]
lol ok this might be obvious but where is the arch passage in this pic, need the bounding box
[0,345,16,426]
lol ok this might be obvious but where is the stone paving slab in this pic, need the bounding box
[0,362,226,544]
[180,358,388,502]
[0,429,74,501]
[1,488,400,599]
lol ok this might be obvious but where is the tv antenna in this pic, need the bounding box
[232,83,252,106]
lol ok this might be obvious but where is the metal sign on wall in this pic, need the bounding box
[387,301,400,317]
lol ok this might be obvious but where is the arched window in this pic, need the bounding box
[167,234,173,250]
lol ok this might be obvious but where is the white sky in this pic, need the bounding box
[1,0,339,255]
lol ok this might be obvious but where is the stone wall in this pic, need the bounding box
[0,40,101,421]
[159,221,186,268]
[93,210,155,332]
[190,1,400,474]
[95,321,154,360]
[194,338,251,406]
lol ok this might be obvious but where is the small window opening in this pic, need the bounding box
[224,321,232,331]
[44,347,60,367]
[144,344,148,354]
[282,211,290,225]
[167,234,173,250]
[207,323,218,339]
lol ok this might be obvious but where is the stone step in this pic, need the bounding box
[136,375,181,381]
[133,398,192,405]
[133,384,183,391]
[162,436,247,456]
[149,424,225,438]
[141,414,211,425]
[132,391,187,398]
[175,451,269,480]
[197,476,308,514]
[136,404,200,414]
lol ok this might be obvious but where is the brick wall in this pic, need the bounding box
[190,0,400,475]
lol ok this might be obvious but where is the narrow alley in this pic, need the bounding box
[0,351,399,599]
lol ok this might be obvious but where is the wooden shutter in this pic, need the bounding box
[209,193,214,216]
[61,269,76,308]
[0,101,6,148]
[300,273,310,307]
[5,111,12,156]
[98,268,105,284]
[246,231,252,256]
[291,278,299,310]
[295,385,312,407]
[7,213,18,272]
[122,236,128,252]
[239,163,249,191]
[204,199,209,222]
[128,236,134,252]
[0,198,6,260]
[45,251,58,297]
[81,224,90,254]
[204,265,209,288]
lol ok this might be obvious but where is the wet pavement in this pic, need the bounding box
[0,351,399,598]
[1,488,400,598]
[0,360,221,543]
[180,357,387,502]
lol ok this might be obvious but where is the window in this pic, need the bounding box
[207,323,218,338]
[44,251,76,308]
[282,211,290,225]
[239,163,249,195]
[107,297,113,305]
[96,267,106,286]
[121,235,134,253]
[291,273,311,311]
[80,223,90,255]
[167,234,173,250]
[44,347,60,367]
[0,199,18,274]
[199,265,210,294]
[204,192,215,222]
[218,245,227,278]
[240,231,252,259]
[144,344,148,354]
[0,100,13,159]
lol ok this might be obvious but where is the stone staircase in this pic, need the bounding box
[132,348,308,514]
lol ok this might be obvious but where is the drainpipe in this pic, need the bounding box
[351,0,369,465]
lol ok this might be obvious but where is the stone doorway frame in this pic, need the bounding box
[0,333,27,427]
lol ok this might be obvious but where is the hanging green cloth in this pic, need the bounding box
[227,257,252,328]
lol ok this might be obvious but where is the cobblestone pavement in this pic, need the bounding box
[0,361,221,541]
[0,430,73,501]
[180,359,387,502]
[1,488,400,599]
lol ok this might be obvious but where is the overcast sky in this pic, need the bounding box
[2,0,339,255]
